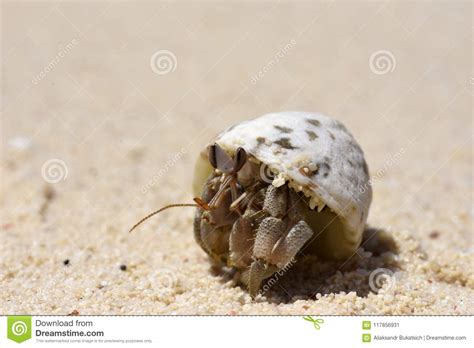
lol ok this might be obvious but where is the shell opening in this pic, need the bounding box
[193,150,359,260]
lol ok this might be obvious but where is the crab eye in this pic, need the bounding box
[208,145,218,169]
[233,147,247,173]
[209,143,234,173]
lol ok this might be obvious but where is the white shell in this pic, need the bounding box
[195,111,372,259]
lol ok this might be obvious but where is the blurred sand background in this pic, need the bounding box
[1,0,473,315]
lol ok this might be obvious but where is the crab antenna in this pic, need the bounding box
[129,204,198,233]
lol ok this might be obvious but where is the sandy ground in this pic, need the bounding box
[1,1,473,315]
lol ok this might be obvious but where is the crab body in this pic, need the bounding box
[193,112,372,297]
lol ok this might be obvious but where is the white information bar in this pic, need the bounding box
[1,316,472,347]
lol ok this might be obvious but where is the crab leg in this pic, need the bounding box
[246,184,316,298]
[248,185,289,297]
[228,207,256,268]
[269,220,313,268]
[248,260,278,297]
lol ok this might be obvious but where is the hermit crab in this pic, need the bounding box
[130,111,372,298]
